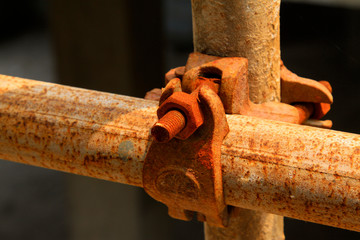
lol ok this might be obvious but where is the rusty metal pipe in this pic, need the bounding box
[0,75,359,231]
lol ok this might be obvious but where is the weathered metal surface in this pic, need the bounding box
[303,119,333,129]
[280,61,333,124]
[151,110,186,143]
[192,0,282,236]
[0,74,152,187]
[191,0,281,104]
[155,91,204,141]
[144,88,161,101]
[167,53,333,125]
[204,208,284,240]
[314,81,333,120]
[165,66,186,85]
[222,114,360,231]
[280,62,333,105]
[144,85,229,227]
[0,75,360,231]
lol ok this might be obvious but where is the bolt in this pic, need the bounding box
[151,110,186,143]
[294,103,314,124]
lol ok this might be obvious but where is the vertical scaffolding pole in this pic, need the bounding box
[191,0,284,239]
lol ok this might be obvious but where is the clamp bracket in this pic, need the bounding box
[143,52,333,228]
[143,84,229,227]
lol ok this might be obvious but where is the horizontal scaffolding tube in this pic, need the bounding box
[0,74,359,231]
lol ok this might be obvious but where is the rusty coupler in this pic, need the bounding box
[143,52,333,228]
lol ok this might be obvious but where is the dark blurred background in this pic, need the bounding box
[0,0,359,239]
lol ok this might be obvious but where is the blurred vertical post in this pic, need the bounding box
[50,1,164,239]
[191,0,284,239]
[192,0,281,104]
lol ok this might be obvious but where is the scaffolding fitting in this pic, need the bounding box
[145,54,231,227]
[163,52,333,126]
[0,74,359,231]
[143,52,334,228]
[144,84,229,227]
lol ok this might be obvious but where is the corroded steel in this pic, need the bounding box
[0,75,359,231]
[155,91,204,141]
[167,53,333,125]
[280,61,333,122]
[144,85,229,227]
[151,110,186,143]
[303,119,333,129]
[144,88,161,101]
[280,62,333,105]
[191,0,281,104]
[0,74,149,187]
[222,114,360,231]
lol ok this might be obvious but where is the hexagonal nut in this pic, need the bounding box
[157,92,204,140]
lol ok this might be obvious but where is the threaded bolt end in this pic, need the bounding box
[151,110,186,143]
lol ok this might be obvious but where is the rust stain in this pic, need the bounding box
[0,74,358,232]
[118,140,135,162]
[169,52,333,126]
[144,85,229,227]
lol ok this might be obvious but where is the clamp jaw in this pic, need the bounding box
[143,52,333,228]
[143,85,229,227]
